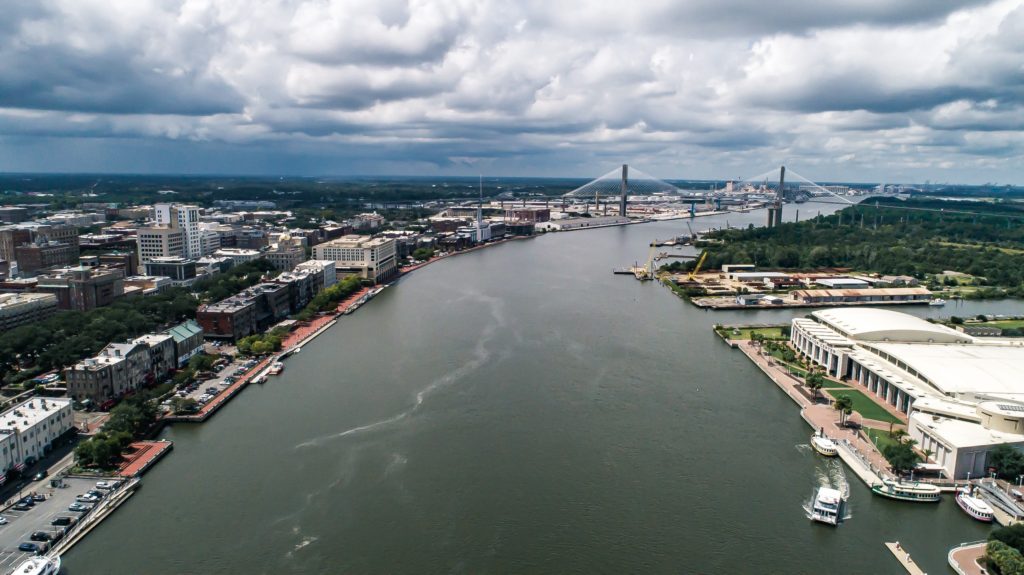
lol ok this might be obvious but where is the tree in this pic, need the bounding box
[882,441,922,475]
[833,394,854,426]
[171,396,198,414]
[805,369,825,399]
[989,445,1024,481]
[992,524,1024,556]
[987,540,1024,575]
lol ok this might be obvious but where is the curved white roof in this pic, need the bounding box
[812,308,971,344]
[866,342,1024,397]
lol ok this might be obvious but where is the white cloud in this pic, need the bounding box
[0,0,1020,183]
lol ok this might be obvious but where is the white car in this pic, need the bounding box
[96,480,119,490]
[0,516,8,525]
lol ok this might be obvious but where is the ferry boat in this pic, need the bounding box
[956,486,995,523]
[929,298,946,307]
[810,432,838,457]
[13,556,61,575]
[268,362,284,376]
[810,487,844,526]
[870,479,942,502]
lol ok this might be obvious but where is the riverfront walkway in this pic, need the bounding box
[948,541,987,575]
[737,341,896,482]
[116,440,173,478]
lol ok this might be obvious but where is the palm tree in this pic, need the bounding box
[805,369,825,399]
[833,394,854,426]
[890,428,909,443]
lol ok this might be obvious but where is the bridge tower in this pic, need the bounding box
[619,164,628,217]
[767,165,785,227]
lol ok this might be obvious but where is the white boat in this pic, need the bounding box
[268,362,284,376]
[929,298,946,307]
[810,487,845,526]
[870,479,941,502]
[810,432,838,457]
[13,556,61,575]
[956,487,994,523]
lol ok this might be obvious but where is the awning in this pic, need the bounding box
[915,462,945,471]
[13,462,25,472]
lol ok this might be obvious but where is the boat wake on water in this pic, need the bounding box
[804,457,852,522]
[296,292,506,449]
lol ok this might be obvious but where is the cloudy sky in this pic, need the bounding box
[0,0,1021,183]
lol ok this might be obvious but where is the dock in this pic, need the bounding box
[834,438,887,486]
[885,542,927,575]
[948,541,988,575]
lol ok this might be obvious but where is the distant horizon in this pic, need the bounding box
[2,170,1017,190]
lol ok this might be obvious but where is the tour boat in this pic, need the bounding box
[929,298,946,307]
[13,556,61,575]
[810,432,838,457]
[956,487,994,523]
[268,362,284,376]
[870,479,942,502]
[810,486,844,526]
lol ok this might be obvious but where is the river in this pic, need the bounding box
[65,201,1022,574]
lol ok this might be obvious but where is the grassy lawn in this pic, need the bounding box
[981,320,1024,330]
[721,326,788,340]
[865,428,903,452]
[822,379,851,389]
[828,389,903,424]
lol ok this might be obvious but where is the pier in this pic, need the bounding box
[885,542,927,575]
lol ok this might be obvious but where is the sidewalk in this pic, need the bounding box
[738,341,896,479]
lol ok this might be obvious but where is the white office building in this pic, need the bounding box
[0,397,74,483]
[155,204,202,258]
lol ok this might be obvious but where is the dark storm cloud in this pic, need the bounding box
[0,0,1020,184]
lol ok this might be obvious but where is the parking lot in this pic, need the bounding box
[164,345,260,412]
[0,477,113,572]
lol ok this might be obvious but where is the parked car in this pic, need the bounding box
[0,516,8,525]
[75,495,99,504]
[68,503,92,512]
[18,497,35,507]
[30,531,52,542]
[30,494,45,502]
[96,480,119,490]
[12,503,31,512]
[32,471,47,481]
[86,490,104,498]
[51,516,76,526]
[18,542,44,554]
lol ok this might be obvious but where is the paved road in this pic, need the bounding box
[0,477,104,573]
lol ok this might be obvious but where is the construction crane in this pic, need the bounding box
[636,243,659,280]
[688,250,708,281]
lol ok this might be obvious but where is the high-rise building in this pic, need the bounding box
[265,235,306,271]
[154,204,202,257]
[136,225,185,267]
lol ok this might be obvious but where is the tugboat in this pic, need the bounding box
[810,430,838,457]
[810,486,845,526]
[871,479,942,502]
[956,485,995,523]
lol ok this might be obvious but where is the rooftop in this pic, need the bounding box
[813,307,969,343]
[911,411,1024,448]
[864,341,1024,398]
[0,398,70,433]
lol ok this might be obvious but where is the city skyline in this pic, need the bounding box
[0,0,1022,184]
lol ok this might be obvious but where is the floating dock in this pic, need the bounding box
[885,542,927,575]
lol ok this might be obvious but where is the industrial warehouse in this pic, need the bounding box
[791,308,1024,480]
